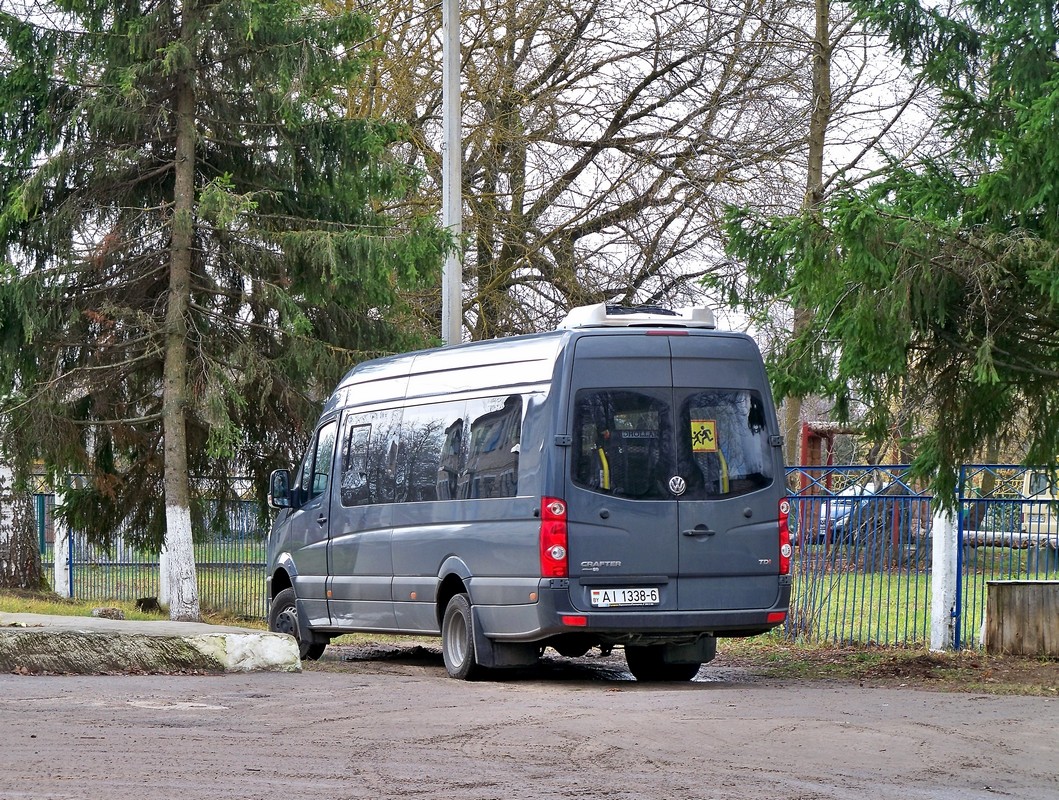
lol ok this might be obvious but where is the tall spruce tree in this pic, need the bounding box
[724,0,1059,500]
[0,0,445,616]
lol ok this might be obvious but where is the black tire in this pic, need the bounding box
[269,587,326,661]
[441,593,482,680]
[625,645,700,682]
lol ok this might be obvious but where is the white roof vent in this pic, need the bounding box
[557,303,716,330]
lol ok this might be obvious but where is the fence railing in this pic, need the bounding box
[37,493,268,619]
[787,465,935,646]
[21,465,1059,645]
[956,464,1059,648]
[788,464,1059,649]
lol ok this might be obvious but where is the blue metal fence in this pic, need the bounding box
[787,465,934,646]
[36,484,268,619]
[26,466,1059,638]
[956,465,1059,648]
[788,464,1059,648]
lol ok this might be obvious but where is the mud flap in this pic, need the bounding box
[470,606,540,668]
[663,635,717,665]
[295,599,329,647]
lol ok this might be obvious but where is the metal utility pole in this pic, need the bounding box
[440,0,463,345]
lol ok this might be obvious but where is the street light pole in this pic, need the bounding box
[440,0,462,345]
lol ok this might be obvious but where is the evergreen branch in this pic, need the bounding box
[67,413,164,426]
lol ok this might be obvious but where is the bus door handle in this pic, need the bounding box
[315,514,328,527]
[682,524,716,537]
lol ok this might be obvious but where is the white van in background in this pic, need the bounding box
[1021,470,1059,536]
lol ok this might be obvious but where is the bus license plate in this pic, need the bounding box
[590,587,660,607]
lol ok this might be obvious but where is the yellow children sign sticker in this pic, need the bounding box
[690,420,718,453]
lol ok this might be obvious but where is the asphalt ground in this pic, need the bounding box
[2,652,1057,800]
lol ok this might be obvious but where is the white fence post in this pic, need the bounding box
[158,547,170,607]
[930,505,957,651]
[52,488,72,598]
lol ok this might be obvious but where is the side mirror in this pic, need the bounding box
[268,469,292,509]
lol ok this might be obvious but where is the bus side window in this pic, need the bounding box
[310,421,337,499]
[461,395,522,499]
[341,422,372,506]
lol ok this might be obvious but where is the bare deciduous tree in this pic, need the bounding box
[357,0,820,336]
[354,0,940,347]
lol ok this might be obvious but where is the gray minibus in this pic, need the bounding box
[266,303,792,680]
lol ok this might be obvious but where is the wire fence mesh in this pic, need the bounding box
[18,466,1059,639]
[788,464,1059,648]
[36,481,268,620]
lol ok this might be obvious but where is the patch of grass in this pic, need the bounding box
[326,632,440,647]
[716,634,1059,696]
[0,588,101,617]
[0,588,266,628]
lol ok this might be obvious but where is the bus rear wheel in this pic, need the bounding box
[441,594,483,680]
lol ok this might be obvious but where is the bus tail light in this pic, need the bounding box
[540,497,568,578]
[778,498,792,575]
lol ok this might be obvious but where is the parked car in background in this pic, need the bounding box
[1020,470,1059,536]
[816,482,880,544]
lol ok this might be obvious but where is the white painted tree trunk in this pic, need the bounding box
[930,507,957,651]
[164,504,198,619]
[53,489,72,598]
[0,466,14,548]
[159,1,200,622]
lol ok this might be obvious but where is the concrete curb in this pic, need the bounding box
[0,612,302,674]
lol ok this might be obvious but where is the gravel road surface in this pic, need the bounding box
[1,643,1055,800]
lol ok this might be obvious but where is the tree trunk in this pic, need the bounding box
[967,437,1001,529]
[161,4,200,621]
[788,0,833,464]
[0,470,48,592]
[806,0,832,213]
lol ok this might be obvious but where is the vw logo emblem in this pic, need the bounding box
[668,476,686,496]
